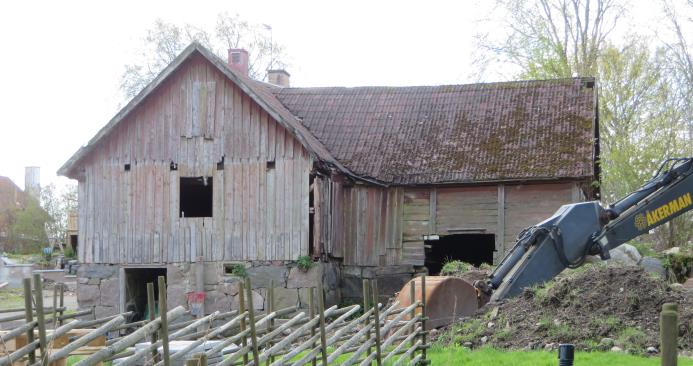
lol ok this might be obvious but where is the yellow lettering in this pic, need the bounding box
[662,203,671,217]
[647,210,657,226]
[669,200,680,214]
[678,196,687,210]
[658,206,667,219]
[684,192,693,207]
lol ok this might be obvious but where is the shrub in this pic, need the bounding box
[441,260,472,276]
[224,263,247,277]
[297,255,314,272]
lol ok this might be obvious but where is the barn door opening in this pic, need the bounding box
[424,234,495,275]
[123,267,167,321]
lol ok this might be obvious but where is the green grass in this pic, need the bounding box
[0,288,25,309]
[426,346,693,365]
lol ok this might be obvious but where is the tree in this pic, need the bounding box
[475,0,623,80]
[7,197,49,253]
[121,13,287,99]
[40,183,77,250]
[475,0,692,249]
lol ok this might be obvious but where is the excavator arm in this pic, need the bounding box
[481,157,693,302]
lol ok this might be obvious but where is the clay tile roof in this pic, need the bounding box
[271,78,597,185]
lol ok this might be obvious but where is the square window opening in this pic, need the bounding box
[180,176,213,218]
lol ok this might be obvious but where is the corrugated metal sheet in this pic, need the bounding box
[271,78,597,185]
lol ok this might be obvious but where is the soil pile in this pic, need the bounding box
[446,265,693,354]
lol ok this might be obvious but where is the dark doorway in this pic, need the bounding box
[180,177,213,217]
[124,267,167,321]
[69,235,78,253]
[424,234,495,275]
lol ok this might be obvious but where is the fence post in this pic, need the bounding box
[185,353,207,366]
[410,279,416,361]
[267,279,274,366]
[309,287,317,366]
[363,279,372,358]
[33,274,49,366]
[244,277,260,366]
[370,279,383,366]
[147,282,159,362]
[158,276,171,366]
[58,283,65,326]
[238,280,249,366]
[317,280,328,366]
[52,285,58,329]
[23,277,36,365]
[661,302,678,366]
[421,274,427,363]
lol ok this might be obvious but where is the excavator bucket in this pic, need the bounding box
[394,276,480,329]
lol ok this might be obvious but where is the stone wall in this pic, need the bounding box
[76,261,341,317]
[340,264,417,304]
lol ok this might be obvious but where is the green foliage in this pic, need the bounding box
[455,318,487,344]
[617,327,648,354]
[441,260,472,276]
[7,197,50,253]
[224,263,247,278]
[661,251,693,282]
[425,346,693,366]
[63,245,76,259]
[296,255,314,272]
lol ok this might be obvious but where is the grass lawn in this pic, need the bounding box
[427,346,693,365]
[0,288,25,309]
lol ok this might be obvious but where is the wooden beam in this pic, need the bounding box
[497,184,505,261]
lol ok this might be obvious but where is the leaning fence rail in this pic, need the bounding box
[0,274,429,366]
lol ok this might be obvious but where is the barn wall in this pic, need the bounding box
[78,54,310,264]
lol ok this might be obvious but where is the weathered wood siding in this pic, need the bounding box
[322,181,582,267]
[78,54,310,264]
[324,181,403,266]
[503,182,580,252]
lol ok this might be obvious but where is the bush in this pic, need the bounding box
[297,255,314,272]
[225,263,247,277]
[441,260,472,276]
[63,245,76,259]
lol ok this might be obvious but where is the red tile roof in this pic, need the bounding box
[271,78,597,185]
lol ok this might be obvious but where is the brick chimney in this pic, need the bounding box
[227,49,249,76]
[267,70,290,87]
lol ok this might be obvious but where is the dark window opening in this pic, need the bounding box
[69,234,78,253]
[124,267,166,322]
[124,163,131,171]
[424,234,495,275]
[180,177,213,217]
[266,161,276,170]
[216,156,225,170]
[170,162,178,171]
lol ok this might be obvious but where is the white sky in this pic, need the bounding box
[0,0,668,190]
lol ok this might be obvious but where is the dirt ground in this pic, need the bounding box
[439,264,693,355]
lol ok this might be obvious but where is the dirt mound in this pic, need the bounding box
[443,265,693,354]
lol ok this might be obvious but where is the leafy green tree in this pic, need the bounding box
[41,183,77,250]
[475,0,691,249]
[121,13,287,99]
[7,197,49,253]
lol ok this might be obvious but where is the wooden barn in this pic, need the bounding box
[59,43,598,317]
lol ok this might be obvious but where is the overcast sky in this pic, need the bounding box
[0,0,665,191]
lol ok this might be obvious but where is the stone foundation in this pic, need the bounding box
[340,264,417,304]
[76,261,341,317]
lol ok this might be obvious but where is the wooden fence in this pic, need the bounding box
[0,274,430,366]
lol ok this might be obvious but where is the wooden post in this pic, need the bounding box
[266,279,274,366]
[147,282,159,362]
[363,279,372,358]
[238,280,249,366]
[409,279,416,360]
[58,283,65,326]
[185,353,207,366]
[33,273,49,366]
[195,256,205,318]
[244,277,260,366]
[309,287,317,366]
[661,303,678,366]
[371,279,383,366]
[52,285,57,329]
[420,275,427,362]
[317,280,328,366]
[23,278,36,365]
[158,276,170,366]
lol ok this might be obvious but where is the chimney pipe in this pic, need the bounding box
[267,70,291,87]
[24,166,40,200]
[227,49,249,76]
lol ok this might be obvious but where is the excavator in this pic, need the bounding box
[396,157,693,328]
